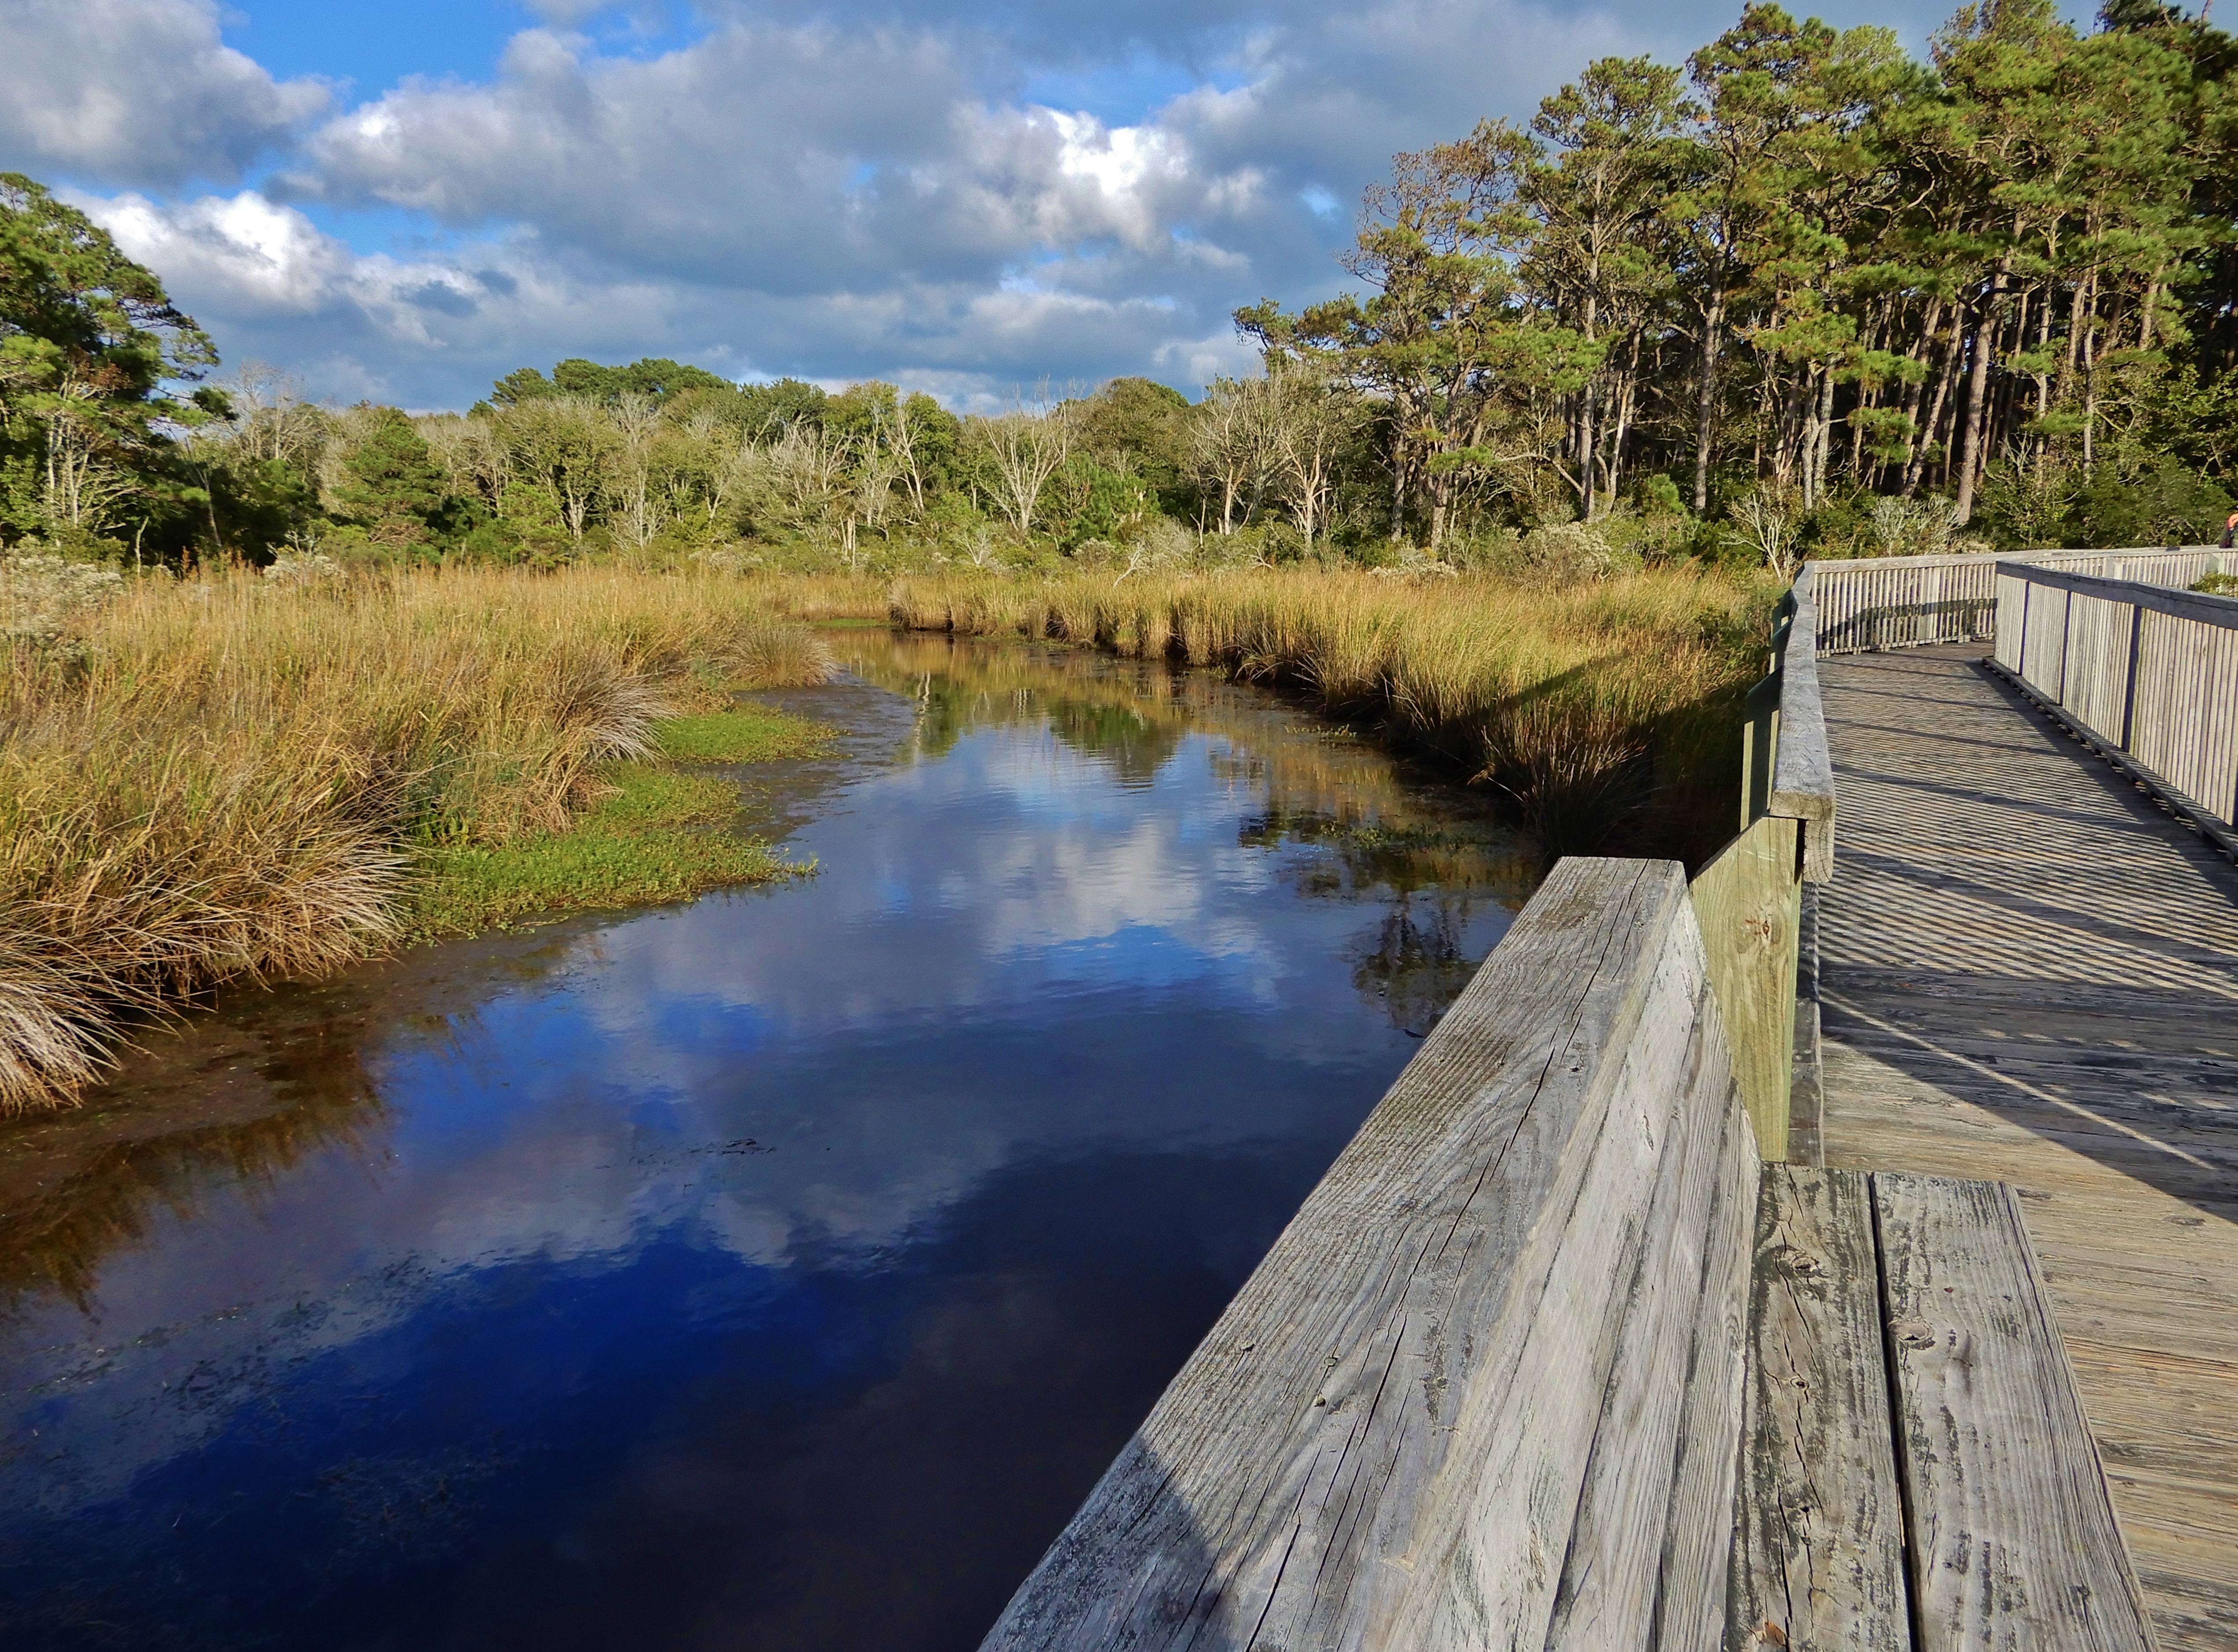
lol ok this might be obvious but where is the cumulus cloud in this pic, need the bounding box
[79,186,1241,409]
[277,25,1243,296]
[34,0,1980,405]
[0,0,329,188]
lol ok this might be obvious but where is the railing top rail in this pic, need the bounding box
[1803,543,2214,576]
[1769,567,1834,825]
[2000,562,2238,630]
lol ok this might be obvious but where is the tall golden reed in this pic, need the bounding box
[886,568,1773,863]
[0,564,829,1110]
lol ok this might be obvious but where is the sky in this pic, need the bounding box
[0,0,2023,411]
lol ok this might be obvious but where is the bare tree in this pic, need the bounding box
[1725,490,1801,580]
[969,386,1073,534]
[608,392,666,549]
[1190,376,1279,533]
[1265,370,1363,546]
[226,361,328,469]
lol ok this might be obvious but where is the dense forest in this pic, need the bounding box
[4,0,2236,580]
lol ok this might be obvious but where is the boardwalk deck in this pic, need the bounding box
[1817,644,2238,1652]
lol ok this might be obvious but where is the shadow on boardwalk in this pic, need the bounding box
[1815,645,2238,1652]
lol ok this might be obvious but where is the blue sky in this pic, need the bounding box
[1,0,2027,411]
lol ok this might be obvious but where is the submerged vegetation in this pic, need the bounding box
[0,564,831,1110]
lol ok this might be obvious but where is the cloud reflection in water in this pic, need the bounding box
[0,637,1534,1652]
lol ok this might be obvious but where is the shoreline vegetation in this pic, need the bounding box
[0,556,1769,1115]
[0,563,833,1113]
[785,565,1771,862]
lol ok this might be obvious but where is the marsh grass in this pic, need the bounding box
[0,564,831,1111]
[887,568,1773,864]
[654,707,835,763]
[410,706,835,936]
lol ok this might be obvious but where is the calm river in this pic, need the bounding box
[0,632,1533,1652]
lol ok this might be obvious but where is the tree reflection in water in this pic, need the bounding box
[0,630,1541,1652]
[848,633,1538,1041]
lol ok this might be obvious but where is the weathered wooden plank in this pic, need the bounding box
[1650,1086,1760,1652]
[1729,1164,1910,1652]
[1788,883,1826,1168]
[1384,899,1739,1651]
[977,858,1713,1652]
[1810,629,2238,1647]
[1872,1171,2158,1652]
[1771,570,1837,848]
[1690,813,1802,1160]
[1541,996,1724,1649]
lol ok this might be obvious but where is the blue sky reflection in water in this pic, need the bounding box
[0,637,1534,1652]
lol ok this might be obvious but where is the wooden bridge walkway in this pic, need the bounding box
[1818,644,2238,1652]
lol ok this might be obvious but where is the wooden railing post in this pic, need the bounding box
[2120,601,2145,751]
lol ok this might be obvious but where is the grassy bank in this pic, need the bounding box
[407,703,832,938]
[885,568,1774,864]
[1,565,831,1111]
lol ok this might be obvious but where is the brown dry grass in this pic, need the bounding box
[0,564,829,1110]
[887,567,1775,863]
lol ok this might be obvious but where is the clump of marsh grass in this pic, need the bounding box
[0,564,831,1111]
[889,567,1771,862]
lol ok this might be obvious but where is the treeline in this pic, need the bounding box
[1234,0,2238,558]
[4,0,2237,577]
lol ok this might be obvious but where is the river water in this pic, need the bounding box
[0,633,1534,1652]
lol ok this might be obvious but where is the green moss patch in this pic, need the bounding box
[655,706,836,763]
[407,708,831,939]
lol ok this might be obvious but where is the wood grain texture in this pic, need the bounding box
[1392,894,1749,1652]
[1789,884,1826,1169]
[1873,1172,2158,1652]
[1771,568,1837,834]
[1652,1086,1761,1652]
[1729,1164,1910,1652]
[978,857,1753,1652]
[1691,814,1803,1160]
[1814,643,2238,1650]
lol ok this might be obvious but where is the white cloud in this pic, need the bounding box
[27,0,1986,405]
[0,0,329,187]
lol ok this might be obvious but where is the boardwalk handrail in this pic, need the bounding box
[980,855,2153,1649]
[1990,560,2238,854]
[1768,564,1834,881]
[980,858,1759,1652]
[1809,543,2224,655]
[1684,565,1830,1159]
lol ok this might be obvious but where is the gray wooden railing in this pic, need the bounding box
[1687,563,1833,1162]
[976,562,2171,1651]
[981,859,1757,1652]
[1990,561,2238,856]
[980,856,2151,1651]
[1812,544,2224,655]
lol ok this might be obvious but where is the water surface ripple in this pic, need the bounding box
[0,635,1534,1652]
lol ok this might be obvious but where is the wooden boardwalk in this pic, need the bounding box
[1818,644,2238,1652]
